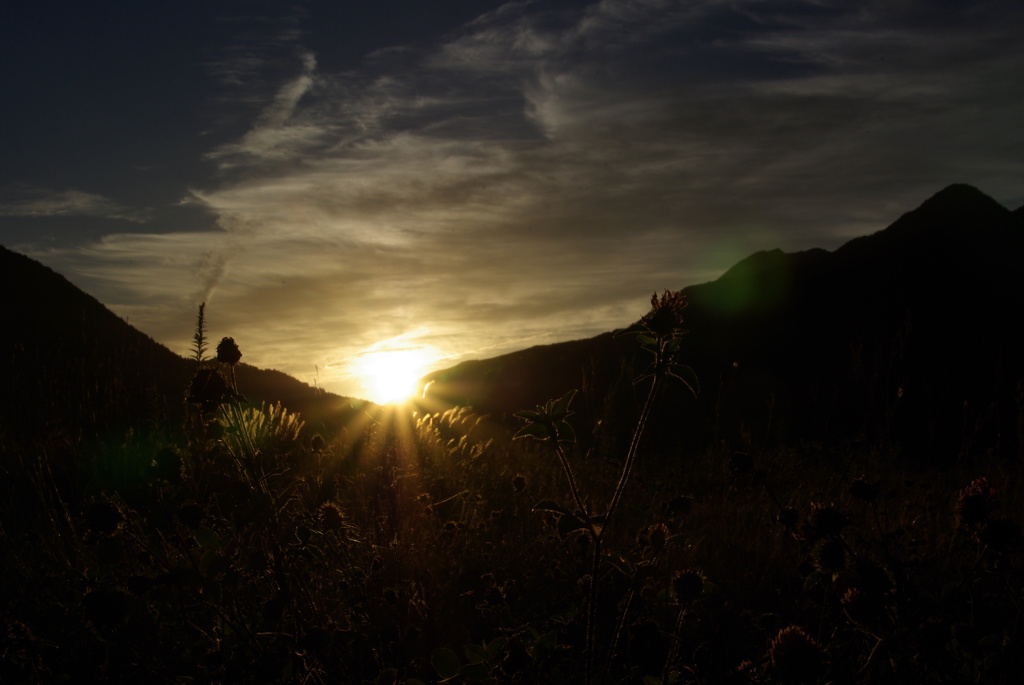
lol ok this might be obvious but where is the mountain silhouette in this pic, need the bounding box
[4,183,1020,461]
[423,184,1024,462]
[0,245,346,444]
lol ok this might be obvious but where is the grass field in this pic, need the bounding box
[3,307,1022,684]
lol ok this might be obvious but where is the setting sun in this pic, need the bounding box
[356,348,432,405]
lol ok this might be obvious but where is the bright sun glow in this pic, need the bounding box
[356,348,433,405]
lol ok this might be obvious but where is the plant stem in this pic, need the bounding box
[552,438,590,519]
[586,533,602,685]
[584,349,665,685]
[604,371,662,533]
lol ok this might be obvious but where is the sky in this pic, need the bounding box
[2,0,1023,401]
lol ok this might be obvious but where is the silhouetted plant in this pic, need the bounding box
[515,289,698,685]
[770,625,822,685]
[191,302,208,364]
[185,305,236,415]
[186,367,232,412]
[216,336,242,366]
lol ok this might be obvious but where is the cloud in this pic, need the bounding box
[210,51,322,163]
[14,0,1024,399]
[0,187,150,222]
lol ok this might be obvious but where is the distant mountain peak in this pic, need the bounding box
[419,183,1024,462]
[835,183,1013,260]
[716,248,787,281]
[928,182,986,200]
[916,183,1007,217]
[714,247,829,285]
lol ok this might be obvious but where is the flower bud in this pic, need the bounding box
[216,337,242,365]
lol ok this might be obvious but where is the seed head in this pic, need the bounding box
[672,569,705,604]
[84,501,123,537]
[770,625,822,685]
[778,507,799,529]
[956,477,997,527]
[647,522,669,554]
[640,289,688,337]
[320,503,345,532]
[216,337,242,365]
[810,502,849,537]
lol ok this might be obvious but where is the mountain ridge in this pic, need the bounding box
[423,184,1024,461]
[0,245,348,442]
[3,183,1020,461]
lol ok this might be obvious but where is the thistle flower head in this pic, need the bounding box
[956,476,997,527]
[778,507,799,529]
[640,289,688,338]
[216,337,242,365]
[320,503,345,532]
[84,501,123,537]
[770,625,822,685]
[810,502,849,538]
[647,522,669,554]
[672,569,706,604]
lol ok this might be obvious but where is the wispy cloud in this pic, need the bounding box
[0,187,149,222]
[210,51,322,163]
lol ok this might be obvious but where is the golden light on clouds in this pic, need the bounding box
[6,0,1023,401]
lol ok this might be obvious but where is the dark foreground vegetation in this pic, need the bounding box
[3,294,1023,685]
[3,184,1023,683]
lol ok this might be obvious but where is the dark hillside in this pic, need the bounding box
[423,184,1024,462]
[688,185,1023,459]
[0,245,344,443]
